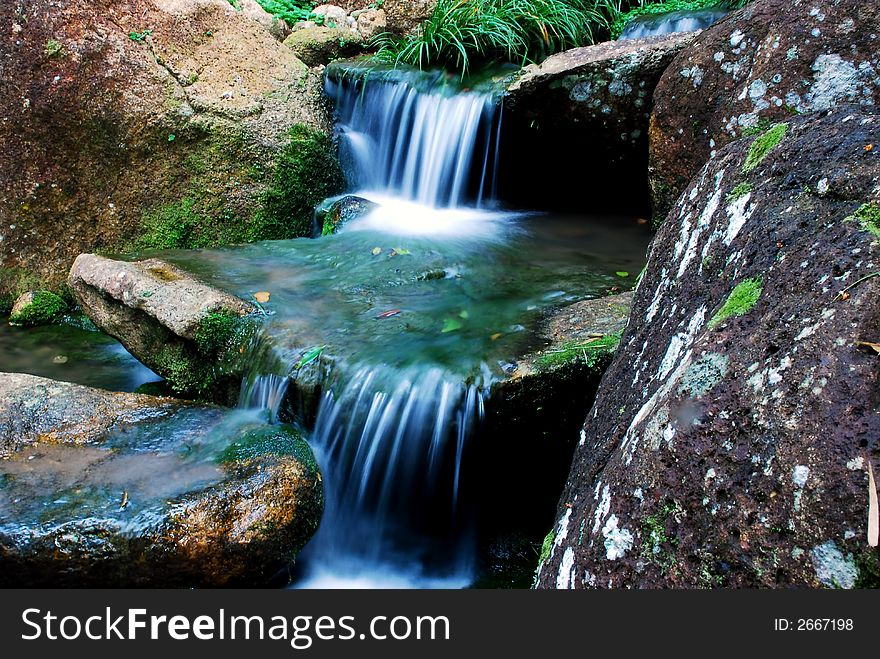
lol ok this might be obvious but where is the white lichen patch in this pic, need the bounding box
[810,541,858,589]
[792,465,810,487]
[556,547,576,588]
[592,484,611,535]
[806,54,872,111]
[602,514,634,560]
[846,456,864,471]
[724,191,755,245]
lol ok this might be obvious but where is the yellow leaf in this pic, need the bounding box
[371,247,382,256]
[490,333,503,341]
[869,462,879,547]
[254,291,270,304]
[856,340,880,355]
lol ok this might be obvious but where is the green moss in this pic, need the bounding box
[133,380,174,397]
[138,197,204,250]
[154,343,214,396]
[44,39,63,57]
[742,123,788,174]
[641,502,682,574]
[195,310,242,355]
[218,425,316,469]
[708,276,763,328]
[537,529,555,566]
[850,202,880,238]
[0,268,43,312]
[537,333,621,371]
[726,182,753,203]
[739,117,772,137]
[255,125,345,241]
[9,291,68,327]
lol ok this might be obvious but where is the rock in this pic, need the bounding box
[536,108,880,589]
[68,254,258,402]
[237,0,292,40]
[356,8,387,41]
[0,0,335,305]
[500,33,696,215]
[483,293,633,554]
[0,372,323,587]
[383,0,436,35]
[314,194,378,236]
[312,4,349,27]
[8,291,67,327]
[648,0,880,224]
[283,26,365,66]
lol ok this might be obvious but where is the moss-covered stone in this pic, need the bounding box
[742,123,788,174]
[218,424,316,470]
[195,310,243,355]
[9,291,68,327]
[708,276,763,328]
[726,182,753,203]
[0,268,43,313]
[536,333,621,371]
[256,124,346,241]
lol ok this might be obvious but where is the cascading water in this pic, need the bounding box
[288,66,510,587]
[618,7,727,40]
[325,66,503,209]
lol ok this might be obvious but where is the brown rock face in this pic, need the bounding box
[0,372,324,587]
[383,0,436,35]
[0,0,331,303]
[649,0,880,224]
[69,254,260,401]
[500,33,695,215]
[537,108,880,589]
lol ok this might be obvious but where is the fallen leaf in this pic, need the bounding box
[869,462,879,547]
[856,340,880,355]
[376,309,402,319]
[393,247,411,255]
[459,310,469,319]
[254,291,270,304]
[371,247,382,256]
[120,491,129,510]
[441,318,462,333]
[615,271,629,278]
[294,345,325,370]
[52,355,68,364]
[866,144,874,152]
[490,333,503,341]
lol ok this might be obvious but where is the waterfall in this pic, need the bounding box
[237,373,289,423]
[325,67,503,208]
[618,8,728,40]
[298,366,486,587]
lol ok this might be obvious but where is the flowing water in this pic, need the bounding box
[618,7,728,40]
[158,64,651,587]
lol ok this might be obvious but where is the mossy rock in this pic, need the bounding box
[9,291,67,327]
[314,194,378,236]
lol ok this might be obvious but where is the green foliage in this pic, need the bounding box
[708,276,763,328]
[851,202,880,238]
[255,0,315,23]
[726,182,753,203]
[8,291,67,327]
[537,332,621,370]
[374,0,615,75]
[129,29,153,42]
[610,0,750,39]
[44,39,63,57]
[256,125,345,240]
[742,123,788,174]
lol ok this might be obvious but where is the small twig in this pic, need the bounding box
[835,271,880,300]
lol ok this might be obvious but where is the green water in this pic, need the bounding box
[0,320,159,391]
[160,211,651,379]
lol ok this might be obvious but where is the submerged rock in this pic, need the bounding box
[69,254,258,402]
[0,372,323,587]
[502,33,695,214]
[0,0,335,305]
[283,26,364,66]
[536,108,880,589]
[314,194,378,236]
[649,0,880,224]
[9,291,67,327]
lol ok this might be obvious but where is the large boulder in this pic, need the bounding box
[0,0,339,307]
[383,0,436,36]
[283,25,365,66]
[536,107,880,589]
[69,254,259,402]
[0,372,323,587]
[500,33,696,215]
[649,0,880,224]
